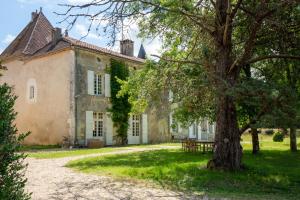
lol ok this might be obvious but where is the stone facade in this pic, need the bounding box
[0,10,173,146]
[0,50,75,145]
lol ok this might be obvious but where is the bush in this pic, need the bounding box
[0,83,30,200]
[265,129,274,135]
[273,132,284,142]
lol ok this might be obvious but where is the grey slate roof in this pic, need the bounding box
[0,11,144,64]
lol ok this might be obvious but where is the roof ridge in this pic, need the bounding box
[0,18,33,57]
[23,12,42,54]
[63,36,145,63]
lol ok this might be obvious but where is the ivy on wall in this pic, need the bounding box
[109,59,131,144]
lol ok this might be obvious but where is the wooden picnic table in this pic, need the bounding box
[182,139,214,153]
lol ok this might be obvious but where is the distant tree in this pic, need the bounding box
[0,61,30,199]
[250,4,300,152]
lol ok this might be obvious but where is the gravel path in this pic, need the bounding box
[25,146,222,200]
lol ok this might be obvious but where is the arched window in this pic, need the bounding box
[27,79,37,103]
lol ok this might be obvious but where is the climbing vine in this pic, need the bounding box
[109,59,131,144]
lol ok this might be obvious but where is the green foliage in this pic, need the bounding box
[273,132,284,142]
[0,83,30,200]
[109,59,131,144]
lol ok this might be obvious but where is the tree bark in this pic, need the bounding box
[251,128,260,154]
[207,0,243,170]
[290,127,297,152]
[208,94,243,170]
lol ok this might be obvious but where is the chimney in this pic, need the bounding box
[31,10,38,21]
[120,39,134,57]
[52,28,62,46]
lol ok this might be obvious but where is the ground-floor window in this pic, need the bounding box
[132,115,140,136]
[93,112,103,137]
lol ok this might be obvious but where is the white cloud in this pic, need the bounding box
[17,0,50,4]
[2,34,15,45]
[144,38,162,57]
[75,24,101,40]
[67,0,92,4]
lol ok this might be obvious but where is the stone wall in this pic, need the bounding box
[0,50,75,145]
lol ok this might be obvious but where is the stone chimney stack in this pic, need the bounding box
[120,39,134,57]
[31,10,38,21]
[52,28,62,46]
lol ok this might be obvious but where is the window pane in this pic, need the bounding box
[29,86,34,99]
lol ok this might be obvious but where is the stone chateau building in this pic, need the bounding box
[0,10,215,146]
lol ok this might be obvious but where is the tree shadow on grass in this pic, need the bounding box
[67,149,300,200]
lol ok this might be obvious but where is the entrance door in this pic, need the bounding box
[86,111,104,145]
[188,123,197,139]
[200,120,208,141]
[128,115,141,144]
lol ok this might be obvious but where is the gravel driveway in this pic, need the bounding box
[25,146,222,200]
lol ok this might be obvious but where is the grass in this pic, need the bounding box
[20,144,60,151]
[66,134,300,200]
[26,143,180,159]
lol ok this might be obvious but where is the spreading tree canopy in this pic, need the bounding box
[58,0,300,170]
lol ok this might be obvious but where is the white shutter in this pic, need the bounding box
[168,90,173,102]
[106,112,113,145]
[197,123,202,141]
[188,125,194,139]
[127,115,132,142]
[104,73,111,97]
[85,111,93,144]
[142,114,148,144]
[87,70,94,95]
[169,112,174,133]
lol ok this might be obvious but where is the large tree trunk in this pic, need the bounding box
[208,95,243,170]
[251,128,260,154]
[290,127,297,152]
[207,0,243,170]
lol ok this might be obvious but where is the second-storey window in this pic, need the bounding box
[132,115,140,136]
[94,74,102,95]
[93,112,103,137]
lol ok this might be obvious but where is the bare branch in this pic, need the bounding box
[245,55,300,65]
[151,55,202,66]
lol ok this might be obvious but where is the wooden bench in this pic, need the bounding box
[182,139,214,153]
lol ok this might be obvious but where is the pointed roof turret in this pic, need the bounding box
[138,44,146,59]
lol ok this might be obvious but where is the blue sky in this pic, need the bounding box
[0,0,161,57]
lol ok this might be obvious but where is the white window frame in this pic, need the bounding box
[94,73,103,95]
[132,115,140,136]
[27,78,37,103]
[93,112,103,137]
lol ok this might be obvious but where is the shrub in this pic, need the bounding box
[265,129,274,135]
[0,83,30,200]
[273,131,284,142]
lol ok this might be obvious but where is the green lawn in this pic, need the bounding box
[66,135,300,200]
[20,144,61,151]
[26,143,180,159]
